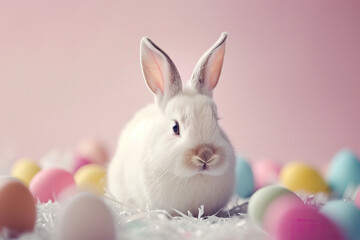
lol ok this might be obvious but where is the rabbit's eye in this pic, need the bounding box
[172,121,180,136]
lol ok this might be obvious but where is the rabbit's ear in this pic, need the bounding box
[141,37,182,108]
[188,32,227,97]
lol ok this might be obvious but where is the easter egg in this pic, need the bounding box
[248,185,300,226]
[0,177,36,237]
[327,149,360,197]
[252,158,281,189]
[57,193,116,240]
[75,138,108,165]
[11,158,41,187]
[29,168,75,203]
[235,156,254,198]
[263,193,304,235]
[321,200,360,240]
[74,164,106,195]
[280,161,330,194]
[355,189,360,208]
[267,199,344,240]
[73,156,92,173]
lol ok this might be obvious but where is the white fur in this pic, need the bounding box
[107,33,236,216]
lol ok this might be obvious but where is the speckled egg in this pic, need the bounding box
[74,164,106,195]
[0,177,36,237]
[321,200,360,240]
[57,193,116,240]
[327,149,360,197]
[280,161,330,194]
[29,168,75,203]
[235,156,254,198]
[11,158,41,187]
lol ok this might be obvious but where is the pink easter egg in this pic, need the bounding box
[263,193,304,235]
[269,203,344,240]
[29,168,75,203]
[75,138,108,165]
[72,156,92,173]
[354,189,360,208]
[252,159,282,190]
[355,189,360,208]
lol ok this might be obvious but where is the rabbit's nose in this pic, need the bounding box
[196,144,216,162]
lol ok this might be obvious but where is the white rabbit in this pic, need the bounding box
[107,32,236,216]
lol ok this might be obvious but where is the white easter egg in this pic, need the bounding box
[57,193,116,240]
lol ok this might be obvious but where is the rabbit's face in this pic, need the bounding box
[164,91,232,178]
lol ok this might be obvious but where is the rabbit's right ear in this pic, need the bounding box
[140,37,182,109]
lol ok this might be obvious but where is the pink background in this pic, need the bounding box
[1,0,359,170]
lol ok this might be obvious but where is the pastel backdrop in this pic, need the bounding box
[0,0,359,171]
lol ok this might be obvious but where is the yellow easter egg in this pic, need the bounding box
[11,158,41,187]
[74,164,106,195]
[280,161,330,194]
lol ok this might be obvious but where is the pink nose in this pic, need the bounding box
[195,144,216,162]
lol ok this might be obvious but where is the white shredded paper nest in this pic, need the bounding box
[1,150,266,240]
[13,191,334,240]
[13,195,267,240]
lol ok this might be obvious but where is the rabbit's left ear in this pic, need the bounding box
[188,32,227,97]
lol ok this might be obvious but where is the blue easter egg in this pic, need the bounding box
[327,149,360,197]
[235,156,254,198]
[321,200,360,240]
